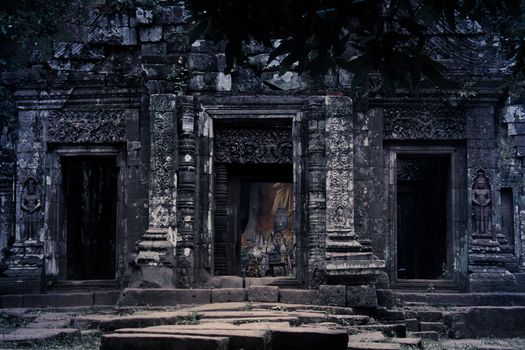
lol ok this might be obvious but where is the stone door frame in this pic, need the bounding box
[196,96,316,287]
[47,144,126,282]
[386,144,468,288]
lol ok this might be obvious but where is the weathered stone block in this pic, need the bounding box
[94,291,121,306]
[405,318,419,332]
[247,286,279,302]
[140,26,163,42]
[0,295,23,308]
[279,289,318,305]
[118,289,211,306]
[23,293,94,308]
[187,54,217,71]
[346,285,378,308]
[158,6,187,24]
[317,285,346,307]
[211,288,246,303]
[419,321,443,333]
[136,8,153,24]
[418,311,442,322]
[141,43,167,56]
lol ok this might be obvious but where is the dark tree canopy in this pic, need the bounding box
[186,0,525,92]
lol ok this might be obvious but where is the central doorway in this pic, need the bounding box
[396,154,449,280]
[214,164,295,278]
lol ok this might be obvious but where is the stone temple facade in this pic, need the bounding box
[1,1,525,305]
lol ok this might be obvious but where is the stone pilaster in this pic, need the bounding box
[176,96,196,288]
[132,94,178,288]
[306,99,327,288]
[323,96,385,290]
[467,106,517,292]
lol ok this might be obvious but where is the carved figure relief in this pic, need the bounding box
[472,170,492,235]
[21,178,41,241]
[310,266,326,289]
[177,260,192,288]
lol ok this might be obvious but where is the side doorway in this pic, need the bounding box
[387,145,467,290]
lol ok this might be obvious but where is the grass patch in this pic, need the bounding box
[0,333,101,350]
[0,312,29,333]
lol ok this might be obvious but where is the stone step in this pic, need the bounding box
[419,321,443,333]
[0,328,80,346]
[347,342,400,350]
[391,337,422,348]
[411,331,439,341]
[199,316,301,325]
[353,323,406,338]
[107,325,349,350]
[327,314,370,325]
[100,333,229,350]
[115,327,270,350]
[0,291,120,308]
[348,331,386,343]
[390,291,525,306]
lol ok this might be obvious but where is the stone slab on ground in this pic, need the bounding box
[115,327,270,350]
[100,333,229,350]
[347,342,401,350]
[25,313,72,329]
[0,328,80,345]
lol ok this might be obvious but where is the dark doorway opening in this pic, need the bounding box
[214,164,294,277]
[62,157,118,280]
[396,154,450,280]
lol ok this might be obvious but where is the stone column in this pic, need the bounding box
[132,94,178,289]
[322,96,385,307]
[176,96,196,288]
[467,106,517,292]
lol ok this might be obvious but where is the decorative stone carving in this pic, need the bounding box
[310,266,326,289]
[214,128,293,164]
[177,259,192,289]
[20,178,41,241]
[384,107,465,139]
[472,169,492,235]
[47,110,126,143]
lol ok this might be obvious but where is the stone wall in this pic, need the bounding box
[1,0,522,292]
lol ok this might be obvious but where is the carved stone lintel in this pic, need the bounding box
[214,127,293,164]
[47,110,126,143]
[384,106,465,139]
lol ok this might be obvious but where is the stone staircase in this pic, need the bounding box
[87,302,418,350]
